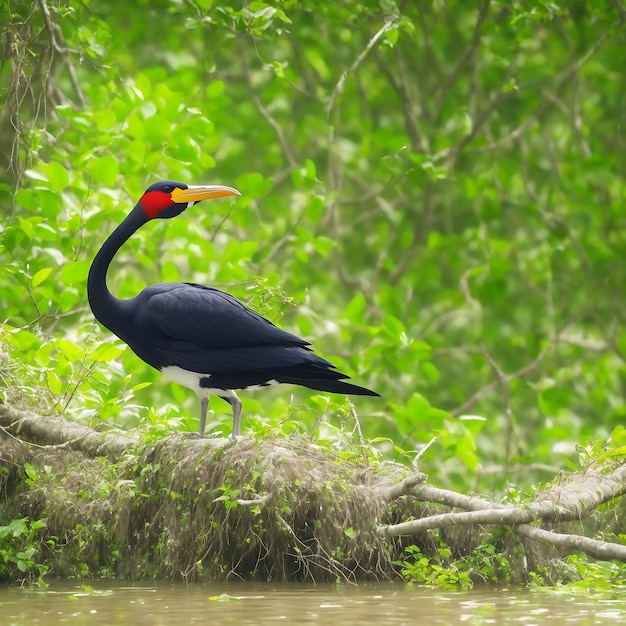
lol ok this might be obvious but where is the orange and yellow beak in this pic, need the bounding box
[171,185,240,203]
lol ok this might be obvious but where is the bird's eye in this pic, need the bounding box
[163,185,172,194]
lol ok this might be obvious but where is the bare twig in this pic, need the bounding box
[440,68,517,165]
[449,346,551,417]
[237,495,269,507]
[337,173,406,207]
[452,267,554,417]
[476,341,515,467]
[347,399,368,463]
[263,199,310,264]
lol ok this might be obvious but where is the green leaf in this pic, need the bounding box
[235,172,273,197]
[89,155,119,186]
[407,393,431,417]
[46,162,70,191]
[90,344,125,362]
[345,293,367,322]
[385,26,399,47]
[61,261,91,285]
[24,169,48,183]
[419,361,440,384]
[32,268,52,287]
[206,80,224,99]
[382,315,405,339]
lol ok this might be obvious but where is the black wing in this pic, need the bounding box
[144,283,332,374]
[136,282,379,396]
[149,283,309,349]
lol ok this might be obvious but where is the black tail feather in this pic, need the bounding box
[278,377,380,397]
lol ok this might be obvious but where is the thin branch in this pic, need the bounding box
[37,0,86,108]
[337,173,406,207]
[263,199,310,264]
[374,48,429,153]
[414,1,442,81]
[441,69,517,166]
[241,41,297,170]
[451,269,554,417]
[435,0,492,110]
[447,27,611,159]
[388,180,435,286]
[325,21,394,116]
[449,346,551,417]
[476,340,515,468]
[380,506,534,535]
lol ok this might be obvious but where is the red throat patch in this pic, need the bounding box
[140,190,174,219]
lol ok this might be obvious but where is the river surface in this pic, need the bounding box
[1,580,625,625]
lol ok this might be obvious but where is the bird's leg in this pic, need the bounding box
[223,393,242,439]
[231,394,242,439]
[199,395,209,436]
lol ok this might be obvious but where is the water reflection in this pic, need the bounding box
[0,580,624,625]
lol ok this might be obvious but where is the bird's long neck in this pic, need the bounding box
[88,208,147,335]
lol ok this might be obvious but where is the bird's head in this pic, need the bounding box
[137,180,240,220]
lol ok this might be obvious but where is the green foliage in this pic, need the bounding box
[1,0,625,493]
[0,517,50,583]
[531,557,626,596]
[397,544,473,589]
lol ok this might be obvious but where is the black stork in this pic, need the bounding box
[87,180,379,439]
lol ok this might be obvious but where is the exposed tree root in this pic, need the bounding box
[1,403,625,584]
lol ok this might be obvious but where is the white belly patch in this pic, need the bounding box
[161,365,278,400]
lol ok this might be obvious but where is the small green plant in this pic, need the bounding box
[546,556,626,595]
[456,542,512,584]
[212,476,242,510]
[0,517,50,584]
[397,544,473,589]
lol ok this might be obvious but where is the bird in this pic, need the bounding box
[88,180,380,439]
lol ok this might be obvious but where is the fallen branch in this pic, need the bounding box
[377,465,626,562]
[514,525,626,562]
[1,402,625,584]
[382,471,428,501]
[0,403,138,458]
[0,404,226,458]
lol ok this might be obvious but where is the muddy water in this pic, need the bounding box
[0,580,624,625]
